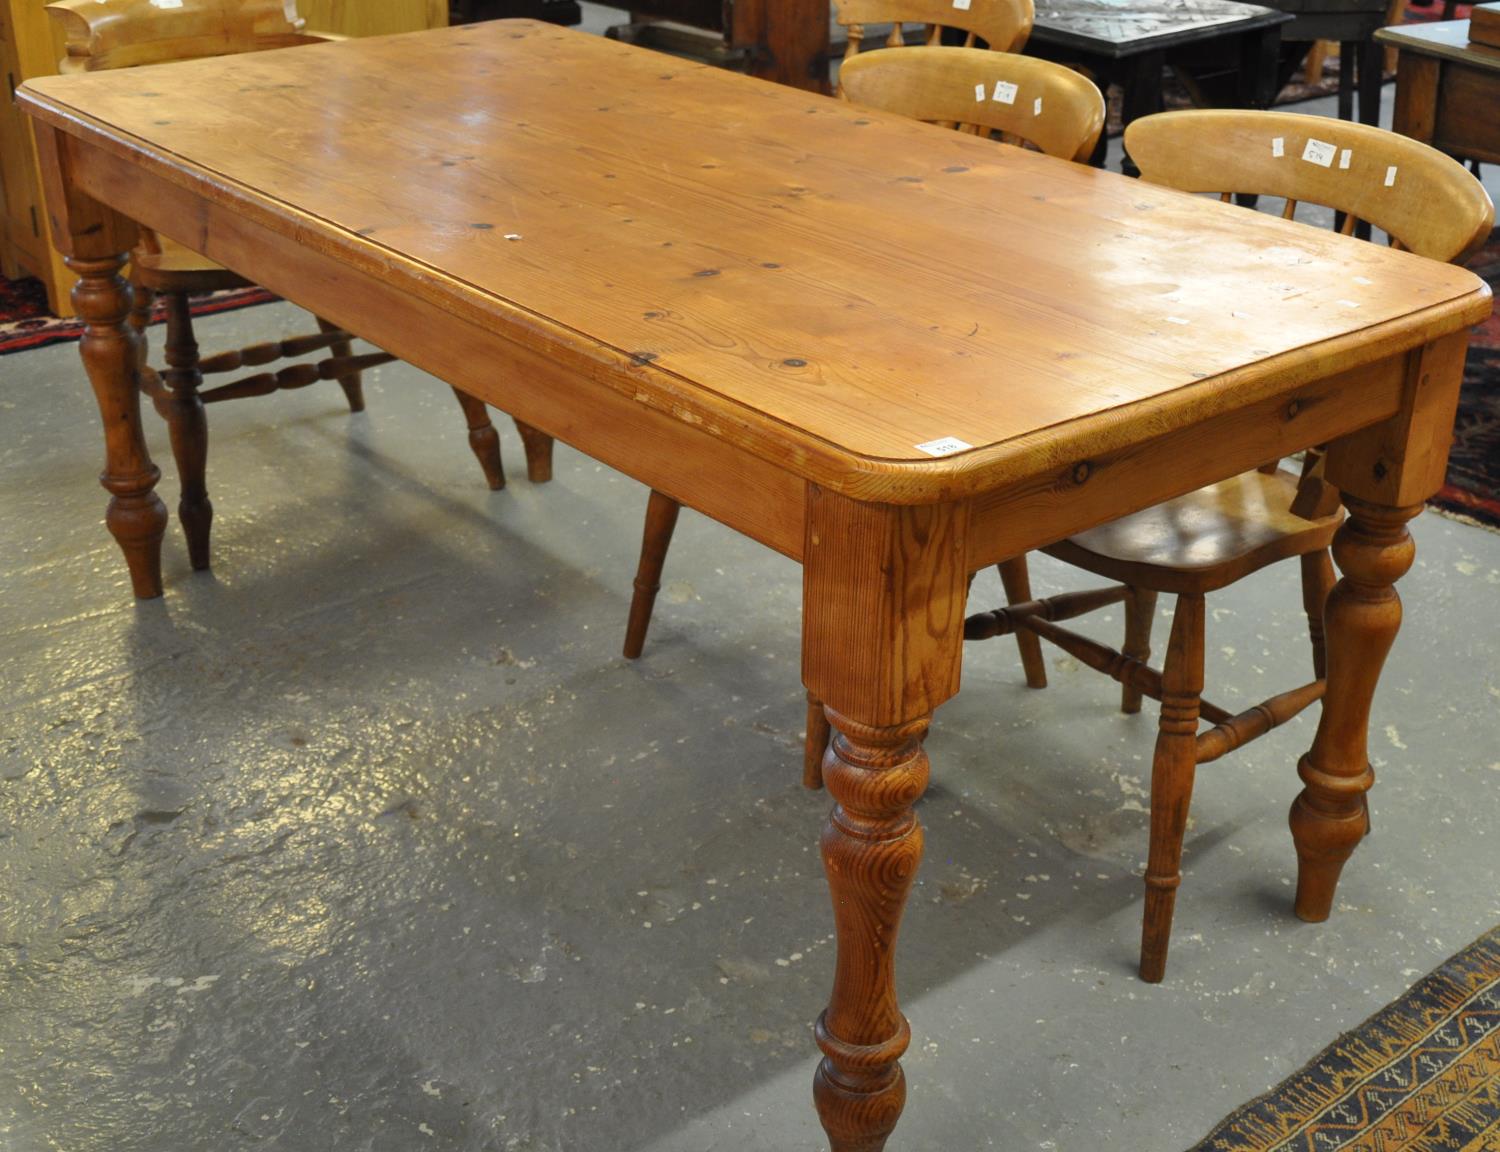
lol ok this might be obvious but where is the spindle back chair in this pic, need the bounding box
[46,0,554,573]
[968,109,1493,982]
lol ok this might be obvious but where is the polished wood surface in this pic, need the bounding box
[19,22,1490,1150]
[838,46,1104,161]
[1378,19,1500,167]
[22,24,1486,502]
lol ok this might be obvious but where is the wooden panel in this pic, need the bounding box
[965,350,1408,566]
[1434,61,1500,164]
[296,0,447,36]
[19,21,1490,501]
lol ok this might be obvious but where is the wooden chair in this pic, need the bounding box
[619,44,1104,787]
[839,47,1105,161]
[835,0,1034,63]
[47,0,555,572]
[966,109,1493,982]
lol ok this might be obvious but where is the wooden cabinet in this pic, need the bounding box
[0,0,447,316]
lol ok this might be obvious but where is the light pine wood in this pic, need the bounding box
[1124,108,1495,260]
[623,45,1102,667]
[836,0,1033,59]
[19,24,1489,1146]
[20,27,1487,498]
[838,46,1104,162]
[1044,469,1343,596]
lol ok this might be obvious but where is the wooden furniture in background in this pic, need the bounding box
[622,46,1103,679]
[0,0,448,316]
[19,22,1489,1148]
[299,0,447,37]
[43,0,542,582]
[1377,18,1500,166]
[1265,0,1389,127]
[836,0,1032,59]
[1021,0,1291,171]
[969,108,1492,982]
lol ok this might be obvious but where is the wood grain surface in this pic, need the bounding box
[19,21,1490,503]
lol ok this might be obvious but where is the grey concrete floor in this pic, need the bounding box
[3,47,1500,1152]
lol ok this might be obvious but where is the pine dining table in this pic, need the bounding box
[18,21,1491,1149]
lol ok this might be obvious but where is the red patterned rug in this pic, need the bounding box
[0,273,274,358]
[1432,227,1500,529]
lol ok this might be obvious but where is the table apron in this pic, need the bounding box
[966,352,1407,568]
[63,135,809,562]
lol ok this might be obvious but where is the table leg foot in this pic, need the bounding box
[70,254,167,600]
[813,708,927,1152]
[1289,496,1417,922]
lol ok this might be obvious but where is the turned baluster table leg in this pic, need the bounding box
[803,487,967,1151]
[69,253,168,599]
[1289,497,1418,920]
[1300,330,1470,920]
[814,710,929,1150]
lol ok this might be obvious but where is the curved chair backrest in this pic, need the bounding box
[1124,109,1494,263]
[839,46,1104,163]
[48,0,319,74]
[835,0,1034,59]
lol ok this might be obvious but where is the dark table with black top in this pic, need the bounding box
[1023,0,1294,171]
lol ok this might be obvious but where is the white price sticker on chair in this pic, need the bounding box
[1301,138,1337,167]
[1271,136,1284,157]
[992,80,1017,104]
[1033,97,1043,115]
[916,436,973,458]
[1339,149,1352,169]
[1385,165,1398,187]
[975,83,987,101]
[953,0,972,9]
[151,0,184,7]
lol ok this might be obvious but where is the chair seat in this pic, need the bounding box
[132,234,252,294]
[1043,468,1344,596]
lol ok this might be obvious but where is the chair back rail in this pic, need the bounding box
[839,46,1104,162]
[1125,109,1495,262]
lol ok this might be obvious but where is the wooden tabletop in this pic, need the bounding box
[1376,18,1500,70]
[1030,0,1289,57]
[21,21,1489,501]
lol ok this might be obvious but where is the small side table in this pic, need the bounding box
[1023,0,1292,172]
[1376,18,1500,165]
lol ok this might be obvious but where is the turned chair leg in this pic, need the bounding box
[805,693,830,790]
[1121,586,1158,714]
[158,292,213,571]
[1300,548,1336,680]
[129,280,155,380]
[513,419,554,484]
[316,316,365,412]
[998,555,1048,688]
[1140,592,1205,983]
[623,489,681,659]
[450,387,505,490]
